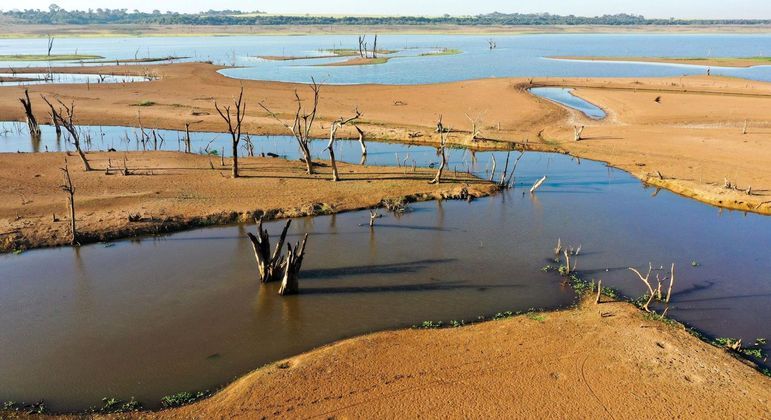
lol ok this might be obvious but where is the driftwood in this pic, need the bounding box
[247,218,292,283]
[19,89,41,138]
[529,175,547,194]
[214,87,246,178]
[629,263,655,312]
[260,79,320,174]
[278,234,309,296]
[742,120,748,135]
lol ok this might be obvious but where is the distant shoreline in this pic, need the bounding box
[1,23,770,38]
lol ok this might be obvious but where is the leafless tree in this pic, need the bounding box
[429,131,448,184]
[369,210,379,227]
[247,218,292,283]
[465,112,484,141]
[326,108,361,181]
[43,96,92,171]
[60,158,77,245]
[354,125,367,157]
[499,150,525,188]
[19,89,41,138]
[214,87,246,178]
[574,125,585,141]
[47,35,54,57]
[260,79,321,175]
[358,35,365,58]
[372,35,378,58]
[183,122,192,153]
[278,234,309,296]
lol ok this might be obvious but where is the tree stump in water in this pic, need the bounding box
[247,218,291,283]
[279,234,309,296]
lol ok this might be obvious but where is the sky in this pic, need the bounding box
[5,0,771,20]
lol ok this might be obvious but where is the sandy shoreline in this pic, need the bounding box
[0,151,493,253]
[552,56,771,68]
[0,62,769,217]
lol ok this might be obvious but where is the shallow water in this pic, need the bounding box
[529,87,606,119]
[0,72,149,86]
[0,128,769,411]
[2,34,770,83]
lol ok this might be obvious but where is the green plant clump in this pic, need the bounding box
[160,390,211,408]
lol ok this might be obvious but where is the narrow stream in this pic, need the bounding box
[529,87,606,120]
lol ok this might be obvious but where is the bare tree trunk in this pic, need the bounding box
[60,158,77,245]
[19,89,41,138]
[372,35,378,58]
[530,176,547,194]
[429,133,447,184]
[327,110,361,181]
[574,125,585,141]
[47,35,54,56]
[214,87,246,178]
[355,125,367,156]
[247,218,292,283]
[184,123,191,153]
[489,154,496,182]
[278,234,309,296]
[43,96,91,171]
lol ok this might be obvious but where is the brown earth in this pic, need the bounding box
[1,62,769,215]
[144,298,771,419]
[0,151,493,252]
[552,55,771,68]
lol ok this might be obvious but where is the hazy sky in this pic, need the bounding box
[6,0,771,19]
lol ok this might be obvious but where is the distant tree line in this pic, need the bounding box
[2,6,769,26]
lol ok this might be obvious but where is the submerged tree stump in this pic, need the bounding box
[247,218,292,283]
[19,89,41,138]
[278,234,309,296]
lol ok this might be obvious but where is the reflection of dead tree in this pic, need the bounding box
[429,131,448,184]
[19,89,41,138]
[529,175,547,194]
[354,125,367,157]
[260,79,320,174]
[43,97,92,171]
[247,218,292,283]
[574,125,585,141]
[60,158,77,245]
[214,86,246,178]
[279,234,309,296]
[326,108,361,181]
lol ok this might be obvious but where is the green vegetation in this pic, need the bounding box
[0,54,103,61]
[134,100,156,107]
[326,48,396,56]
[160,390,212,408]
[4,7,769,26]
[420,48,462,57]
[93,397,142,413]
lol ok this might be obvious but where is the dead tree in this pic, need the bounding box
[465,112,484,141]
[60,158,77,245]
[214,87,246,178]
[489,155,496,182]
[595,280,603,304]
[500,150,525,188]
[278,234,309,296]
[369,210,379,227]
[326,109,361,181]
[530,175,547,194]
[47,35,54,56]
[247,218,292,283]
[372,35,378,58]
[183,123,192,153]
[742,120,748,135]
[429,132,448,184]
[19,89,41,138]
[260,79,320,174]
[43,97,92,171]
[629,263,655,312]
[354,125,367,156]
[45,99,62,138]
[574,125,585,141]
[358,35,365,58]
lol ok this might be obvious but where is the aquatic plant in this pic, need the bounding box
[160,390,212,408]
